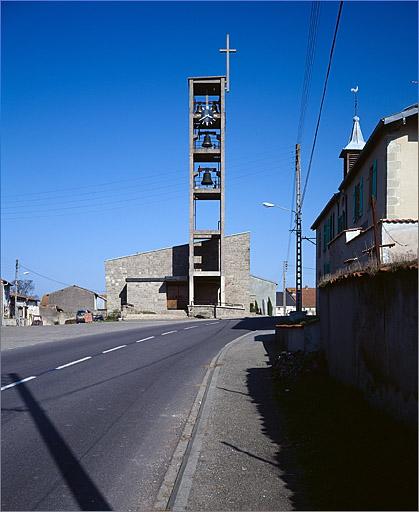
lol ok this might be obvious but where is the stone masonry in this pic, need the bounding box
[105,232,252,315]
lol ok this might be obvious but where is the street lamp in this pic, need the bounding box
[262,200,303,315]
[262,202,295,214]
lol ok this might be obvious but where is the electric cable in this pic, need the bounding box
[301,1,344,206]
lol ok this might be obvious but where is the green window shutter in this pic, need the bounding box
[372,160,377,200]
[352,187,356,223]
[323,223,327,251]
[360,177,364,216]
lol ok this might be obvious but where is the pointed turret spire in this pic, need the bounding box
[339,87,366,177]
[343,115,365,151]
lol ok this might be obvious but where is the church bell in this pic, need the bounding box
[202,133,213,148]
[201,170,213,186]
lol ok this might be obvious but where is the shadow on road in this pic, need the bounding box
[8,372,112,511]
[232,316,282,331]
[246,335,418,511]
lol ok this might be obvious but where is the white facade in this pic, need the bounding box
[312,105,418,283]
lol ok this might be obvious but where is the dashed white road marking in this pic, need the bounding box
[136,336,155,343]
[161,330,177,336]
[1,376,36,391]
[55,356,92,370]
[184,326,198,330]
[102,345,126,354]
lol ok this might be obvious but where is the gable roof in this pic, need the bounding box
[43,285,107,301]
[276,291,295,307]
[286,287,316,308]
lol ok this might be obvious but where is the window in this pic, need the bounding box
[323,262,330,275]
[353,177,364,222]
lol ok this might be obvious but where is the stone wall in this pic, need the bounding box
[319,265,418,426]
[127,281,167,313]
[105,244,188,313]
[224,232,250,312]
[106,232,251,314]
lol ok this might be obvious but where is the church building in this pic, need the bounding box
[105,69,276,318]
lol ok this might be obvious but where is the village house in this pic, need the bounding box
[275,286,316,316]
[41,285,107,319]
[311,104,418,284]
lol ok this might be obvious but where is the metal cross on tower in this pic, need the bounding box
[219,34,237,93]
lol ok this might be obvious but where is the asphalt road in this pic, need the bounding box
[1,318,253,511]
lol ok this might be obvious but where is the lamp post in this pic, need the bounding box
[262,200,303,315]
[14,262,30,327]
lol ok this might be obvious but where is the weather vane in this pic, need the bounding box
[350,85,359,116]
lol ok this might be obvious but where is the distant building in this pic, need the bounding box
[41,285,107,316]
[1,278,13,325]
[8,293,40,325]
[249,275,277,315]
[275,286,316,316]
[311,104,418,284]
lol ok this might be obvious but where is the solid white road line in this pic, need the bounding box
[102,345,126,354]
[136,336,155,343]
[161,330,177,336]
[1,376,36,391]
[55,356,92,370]
[184,326,198,330]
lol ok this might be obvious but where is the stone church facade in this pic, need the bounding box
[105,232,260,317]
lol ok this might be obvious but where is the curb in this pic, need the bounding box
[153,330,257,511]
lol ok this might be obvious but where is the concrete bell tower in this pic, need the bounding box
[188,76,226,313]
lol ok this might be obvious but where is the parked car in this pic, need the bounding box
[76,310,93,323]
[93,314,104,322]
[31,315,43,326]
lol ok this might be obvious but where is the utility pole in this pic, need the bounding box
[282,260,288,316]
[14,259,19,326]
[295,144,302,313]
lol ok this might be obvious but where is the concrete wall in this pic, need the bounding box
[249,275,276,315]
[381,222,418,263]
[45,286,96,315]
[319,266,418,426]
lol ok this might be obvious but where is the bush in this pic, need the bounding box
[267,297,273,316]
[106,309,120,321]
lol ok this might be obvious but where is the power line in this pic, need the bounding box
[301,1,344,206]
[19,264,73,287]
[1,153,295,212]
[2,161,295,221]
[297,1,321,144]
[2,147,296,202]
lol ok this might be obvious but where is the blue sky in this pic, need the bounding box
[1,1,417,296]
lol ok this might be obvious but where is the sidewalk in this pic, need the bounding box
[169,331,304,511]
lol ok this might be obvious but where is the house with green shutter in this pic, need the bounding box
[311,104,418,284]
